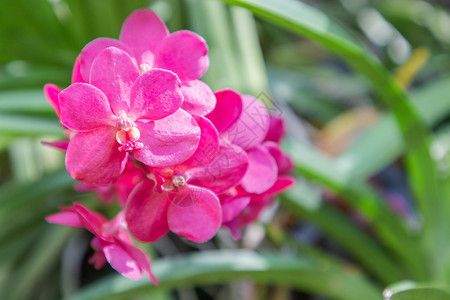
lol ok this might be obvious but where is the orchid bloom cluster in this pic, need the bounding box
[44,9,295,283]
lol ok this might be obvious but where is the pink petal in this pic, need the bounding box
[154,30,209,82]
[263,141,294,175]
[262,176,296,196]
[114,161,145,207]
[134,110,200,167]
[80,38,130,82]
[129,69,182,120]
[71,55,85,83]
[88,249,107,270]
[59,83,115,131]
[265,115,285,143]
[206,89,242,133]
[72,203,107,238]
[43,84,61,116]
[41,140,68,151]
[45,210,83,227]
[222,95,270,150]
[241,146,278,194]
[221,196,250,223]
[180,80,215,116]
[125,179,170,243]
[66,126,128,186]
[90,47,140,116]
[168,185,221,242]
[102,242,142,280]
[180,116,219,169]
[188,143,248,194]
[119,9,168,66]
[120,241,159,284]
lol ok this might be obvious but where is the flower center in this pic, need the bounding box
[116,118,143,152]
[151,169,187,193]
[139,63,152,74]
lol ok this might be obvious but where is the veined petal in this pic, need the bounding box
[180,116,219,169]
[188,143,248,194]
[134,110,200,167]
[59,83,115,131]
[125,179,170,243]
[181,80,216,116]
[43,84,61,116]
[119,8,168,66]
[66,126,127,186]
[154,30,209,82]
[241,146,278,194]
[206,89,242,133]
[90,47,140,116]
[80,37,130,82]
[129,69,182,120]
[168,185,221,243]
[222,95,270,150]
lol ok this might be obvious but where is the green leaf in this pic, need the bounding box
[0,113,61,136]
[384,281,450,300]
[64,250,382,300]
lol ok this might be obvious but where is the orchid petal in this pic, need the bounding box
[180,80,215,116]
[154,30,209,82]
[134,110,200,167]
[120,241,159,284]
[129,69,182,120]
[72,203,107,238]
[241,146,278,194]
[59,83,115,131]
[206,89,242,133]
[41,140,68,152]
[71,55,84,83]
[43,84,61,116]
[265,115,285,143]
[102,242,142,280]
[262,176,296,196]
[221,196,250,223]
[188,143,248,194]
[263,141,294,175]
[119,8,168,66]
[125,179,170,243]
[45,210,83,228]
[222,95,270,150]
[90,47,139,116]
[180,116,219,169]
[80,38,130,82]
[168,185,221,243]
[66,126,127,186]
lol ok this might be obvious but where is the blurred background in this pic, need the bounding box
[0,0,449,299]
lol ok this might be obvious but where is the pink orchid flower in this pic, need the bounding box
[76,9,215,116]
[126,116,248,243]
[46,203,158,283]
[58,47,200,186]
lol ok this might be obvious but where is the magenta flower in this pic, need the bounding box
[58,47,201,186]
[46,203,158,283]
[77,9,215,116]
[125,116,248,243]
